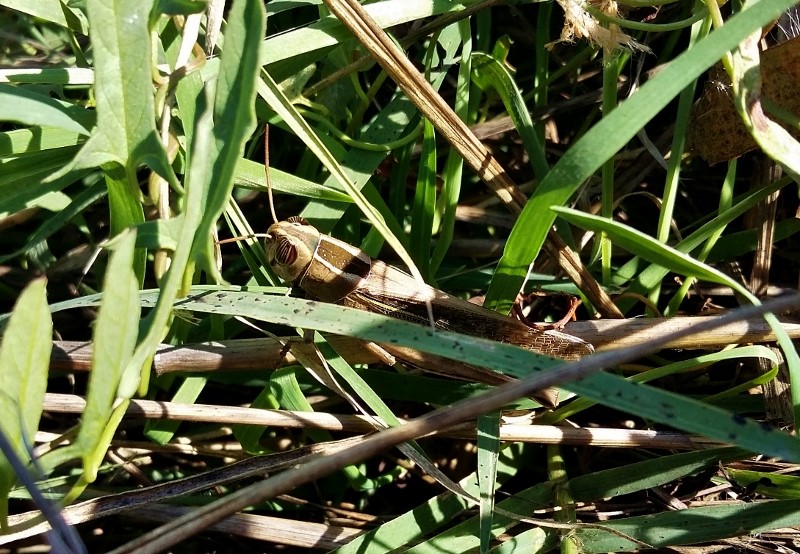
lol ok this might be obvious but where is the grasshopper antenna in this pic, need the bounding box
[265,124,279,225]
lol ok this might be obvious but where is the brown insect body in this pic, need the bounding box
[265,218,593,404]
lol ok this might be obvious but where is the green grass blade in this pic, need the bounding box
[471,52,548,180]
[261,0,472,67]
[234,158,352,202]
[74,229,139,481]
[477,413,500,553]
[411,119,437,280]
[554,207,747,287]
[575,499,800,551]
[333,445,521,554]
[554,206,800,425]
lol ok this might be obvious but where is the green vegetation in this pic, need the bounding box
[1,0,800,551]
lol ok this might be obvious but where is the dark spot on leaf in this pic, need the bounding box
[759,421,774,432]
[728,433,738,441]
[732,413,747,426]
[293,309,300,314]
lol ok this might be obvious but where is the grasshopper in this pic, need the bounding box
[264,217,593,406]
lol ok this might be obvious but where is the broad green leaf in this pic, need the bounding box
[0,279,51,525]
[0,0,88,33]
[60,0,173,184]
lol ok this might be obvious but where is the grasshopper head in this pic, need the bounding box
[264,218,320,283]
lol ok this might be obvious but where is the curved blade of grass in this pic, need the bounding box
[543,345,778,423]
[258,69,429,298]
[555,208,749,287]
[414,447,746,552]
[471,51,548,180]
[554,206,800,425]
[613,176,791,306]
[484,0,800,314]
[297,87,418,239]
[0,279,51,525]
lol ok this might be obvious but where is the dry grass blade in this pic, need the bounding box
[43,393,723,449]
[321,0,527,212]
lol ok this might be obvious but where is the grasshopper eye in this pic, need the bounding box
[274,238,298,266]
